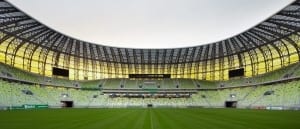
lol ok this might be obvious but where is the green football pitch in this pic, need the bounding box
[0,108,300,129]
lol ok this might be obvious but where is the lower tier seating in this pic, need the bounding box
[0,79,299,109]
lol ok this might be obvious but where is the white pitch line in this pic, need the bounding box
[150,109,154,129]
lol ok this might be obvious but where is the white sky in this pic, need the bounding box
[7,0,295,49]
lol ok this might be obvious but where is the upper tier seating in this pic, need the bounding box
[1,62,300,90]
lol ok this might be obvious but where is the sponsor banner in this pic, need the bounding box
[11,104,49,110]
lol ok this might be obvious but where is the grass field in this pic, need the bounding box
[0,108,300,129]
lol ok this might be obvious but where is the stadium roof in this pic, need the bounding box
[0,0,299,64]
[6,0,295,49]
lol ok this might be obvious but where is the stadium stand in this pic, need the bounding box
[0,0,299,111]
[0,73,299,109]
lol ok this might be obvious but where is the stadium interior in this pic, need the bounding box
[1,0,300,128]
[0,0,299,110]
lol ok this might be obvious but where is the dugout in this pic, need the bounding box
[225,101,237,108]
[61,101,74,108]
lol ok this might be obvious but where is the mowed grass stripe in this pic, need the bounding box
[171,109,250,129]
[0,108,300,129]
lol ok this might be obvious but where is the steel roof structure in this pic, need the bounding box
[0,0,299,80]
